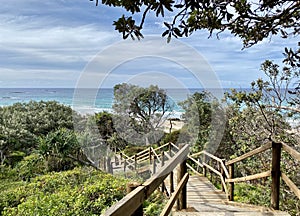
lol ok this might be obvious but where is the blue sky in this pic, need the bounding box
[0,0,297,89]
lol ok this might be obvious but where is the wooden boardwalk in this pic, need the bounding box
[173,174,290,215]
[105,142,298,216]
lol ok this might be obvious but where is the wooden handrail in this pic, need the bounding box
[190,151,229,178]
[281,173,300,200]
[226,170,271,183]
[281,142,300,161]
[121,153,135,162]
[112,139,300,214]
[188,156,203,168]
[104,145,189,216]
[203,162,222,177]
[188,151,229,198]
[224,140,300,209]
[160,173,189,216]
[226,142,272,166]
[151,147,161,164]
[153,142,173,152]
[170,142,180,150]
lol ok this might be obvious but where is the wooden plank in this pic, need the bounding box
[121,153,135,162]
[282,142,300,161]
[170,142,180,150]
[143,144,189,197]
[188,156,203,168]
[135,147,150,157]
[153,142,170,152]
[220,174,229,199]
[103,186,145,216]
[203,151,223,163]
[226,170,271,183]
[190,152,229,179]
[281,173,300,200]
[226,142,272,165]
[151,147,161,163]
[160,173,189,216]
[190,151,204,158]
[220,161,229,179]
[105,145,189,216]
[136,151,149,160]
[187,163,202,176]
[137,156,149,163]
[203,162,222,177]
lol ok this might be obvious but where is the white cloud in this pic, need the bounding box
[0,0,297,88]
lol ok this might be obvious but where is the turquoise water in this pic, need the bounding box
[0,88,208,115]
[1,88,297,125]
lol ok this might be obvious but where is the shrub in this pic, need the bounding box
[1,167,129,215]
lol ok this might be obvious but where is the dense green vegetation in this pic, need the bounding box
[0,166,128,215]
[1,66,300,215]
[0,100,169,215]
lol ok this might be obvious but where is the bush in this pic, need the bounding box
[0,167,129,215]
[13,153,47,181]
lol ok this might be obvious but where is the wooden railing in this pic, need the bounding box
[104,140,300,215]
[104,144,190,216]
[188,151,230,197]
[108,142,180,175]
[225,140,300,210]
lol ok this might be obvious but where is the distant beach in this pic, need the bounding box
[0,88,201,118]
[0,88,227,112]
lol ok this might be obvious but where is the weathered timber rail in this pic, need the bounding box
[225,140,300,210]
[104,144,190,216]
[103,140,300,215]
[106,142,180,176]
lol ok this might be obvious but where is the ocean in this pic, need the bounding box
[0,88,218,116]
[1,88,298,127]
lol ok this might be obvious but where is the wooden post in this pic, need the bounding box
[209,160,213,183]
[127,182,143,216]
[203,154,207,177]
[161,151,165,193]
[177,158,187,210]
[115,154,118,166]
[221,159,226,192]
[134,155,137,171]
[107,157,111,173]
[152,157,156,174]
[124,159,127,173]
[109,161,113,174]
[149,148,152,164]
[103,157,107,171]
[229,164,234,201]
[170,171,174,194]
[271,141,282,210]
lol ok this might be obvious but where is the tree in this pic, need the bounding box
[95,111,116,141]
[0,101,79,165]
[179,91,212,150]
[113,83,174,145]
[91,0,299,67]
[38,128,99,171]
[179,91,228,154]
[224,60,300,179]
[226,60,300,136]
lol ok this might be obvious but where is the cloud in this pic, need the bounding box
[0,0,297,89]
[0,0,124,87]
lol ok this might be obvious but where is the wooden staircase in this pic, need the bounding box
[104,141,299,216]
[173,175,290,215]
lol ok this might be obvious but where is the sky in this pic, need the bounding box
[0,0,297,89]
